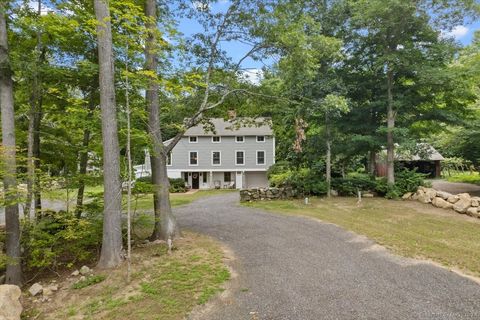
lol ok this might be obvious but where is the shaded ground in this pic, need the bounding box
[176,193,480,320]
[431,179,480,197]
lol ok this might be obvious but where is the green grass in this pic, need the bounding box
[36,232,230,320]
[446,172,480,185]
[245,197,480,277]
[72,274,107,289]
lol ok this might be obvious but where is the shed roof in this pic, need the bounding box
[395,143,445,161]
[183,117,273,136]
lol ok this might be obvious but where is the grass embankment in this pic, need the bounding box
[25,232,230,320]
[446,172,480,185]
[245,197,480,277]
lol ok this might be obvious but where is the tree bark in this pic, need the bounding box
[0,2,22,285]
[75,92,95,218]
[25,0,44,218]
[94,0,123,268]
[386,67,395,185]
[145,0,179,241]
[325,114,331,198]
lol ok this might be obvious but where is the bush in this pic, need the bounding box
[269,168,327,196]
[375,169,427,199]
[332,176,377,196]
[21,211,102,270]
[133,177,186,193]
[72,274,106,289]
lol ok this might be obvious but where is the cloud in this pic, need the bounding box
[444,25,469,39]
[238,69,264,85]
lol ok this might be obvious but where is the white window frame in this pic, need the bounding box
[256,135,266,143]
[167,152,172,166]
[256,150,266,165]
[235,150,245,166]
[189,136,198,143]
[211,151,221,166]
[189,151,199,166]
[235,136,245,143]
[212,136,221,143]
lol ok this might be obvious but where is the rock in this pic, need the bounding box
[43,284,58,296]
[453,196,471,214]
[362,193,374,198]
[447,195,460,204]
[471,197,480,207]
[79,266,91,275]
[466,207,478,217]
[71,270,80,277]
[402,192,413,200]
[330,189,339,197]
[432,197,453,209]
[28,283,43,297]
[0,284,22,320]
[435,191,452,200]
[78,276,86,283]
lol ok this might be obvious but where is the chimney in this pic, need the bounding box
[227,110,237,120]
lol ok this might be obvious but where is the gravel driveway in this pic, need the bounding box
[176,192,480,320]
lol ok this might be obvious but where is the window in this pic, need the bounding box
[235,136,244,143]
[256,135,265,142]
[212,136,221,143]
[167,152,172,166]
[212,151,221,165]
[189,151,198,165]
[257,151,265,165]
[235,151,245,165]
[203,172,208,183]
[189,136,198,143]
[224,172,231,182]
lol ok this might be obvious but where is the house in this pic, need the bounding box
[376,143,445,178]
[164,118,275,189]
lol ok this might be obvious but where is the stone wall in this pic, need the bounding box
[403,186,480,219]
[240,187,297,202]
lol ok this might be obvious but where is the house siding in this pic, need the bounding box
[168,135,274,171]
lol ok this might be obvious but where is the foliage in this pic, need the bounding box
[169,178,187,193]
[21,212,102,270]
[331,176,377,196]
[134,177,186,193]
[447,172,480,185]
[375,169,428,199]
[269,168,327,196]
[72,274,106,289]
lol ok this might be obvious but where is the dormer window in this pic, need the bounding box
[235,136,244,143]
[212,136,221,143]
[256,135,265,142]
[189,136,198,143]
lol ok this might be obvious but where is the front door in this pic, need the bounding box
[192,172,200,189]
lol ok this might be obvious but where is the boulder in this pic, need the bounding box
[43,284,58,296]
[466,207,478,217]
[71,270,80,277]
[402,192,413,200]
[28,283,43,297]
[453,195,471,214]
[447,195,460,204]
[432,197,453,209]
[0,285,22,320]
[79,265,91,275]
[471,197,480,207]
[330,190,339,197]
[435,191,452,200]
[362,193,374,198]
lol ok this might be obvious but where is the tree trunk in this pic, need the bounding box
[145,0,180,241]
[368,149,376,177]
[25,0,44,218]
[75,93,95,218]
[94,0,123,269]
[325,114,331,198]
[386,67,395,185]
[0,2,22,285]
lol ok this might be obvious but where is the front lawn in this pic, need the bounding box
[245,197,480,277]
[446,172,480,185]
[24,232,230,320]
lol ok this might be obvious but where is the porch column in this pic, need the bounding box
[209,171,213,188]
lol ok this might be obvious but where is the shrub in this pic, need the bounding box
[72,274,106,289]
[269,168,327,196]
[133,177,186,193]
[21,211,102,270]
[332,176,377,196]
[375,169,427,199]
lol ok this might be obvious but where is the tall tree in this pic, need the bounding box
[145,0,179,241]
[0,1,22,285]
[94,0,123,268]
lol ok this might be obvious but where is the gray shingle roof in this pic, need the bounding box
[183,118,273,136]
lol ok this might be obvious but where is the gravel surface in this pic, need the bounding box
[176,192,480,320]
[431,180,480,197]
